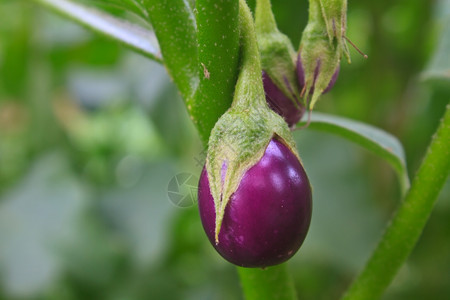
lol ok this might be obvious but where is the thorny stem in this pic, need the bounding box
[342,104,450,300]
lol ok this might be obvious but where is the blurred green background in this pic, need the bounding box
[0,0,449,299]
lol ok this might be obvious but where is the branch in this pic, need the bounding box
[191,0,240,144]
[342,104,450,300]
[238,264,297,300]
[143,0,199,100]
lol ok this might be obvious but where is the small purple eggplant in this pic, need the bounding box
[263,71,305,127]
[255,0,305,127]
[198,138,312,268]
[297,0,352,110]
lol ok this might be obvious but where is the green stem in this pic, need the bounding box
[342,104,450,300]
[233,0,266,109]
[143,0,199,100]
[238,264,298,300]
[191,0,240,144]
[234,2,297,300]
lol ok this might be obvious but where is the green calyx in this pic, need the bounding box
[255,0,302,107]
[300,0,351,109]
[206,0,300,244]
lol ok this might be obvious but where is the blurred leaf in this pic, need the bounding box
[57,214,125,287]
[297,112,410,194]
[293,130,385,272]
[0,153,87,298]
[421,19,450,88]
[55,101,166,184]
[79,0,150,20]
[99,162,176,268]
[32,0,162,62]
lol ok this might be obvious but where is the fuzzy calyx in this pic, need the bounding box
[299,0,351,109]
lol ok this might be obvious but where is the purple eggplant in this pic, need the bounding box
[198,138,312,268]
[263,71,305,127]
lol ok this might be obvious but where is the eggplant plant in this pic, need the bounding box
[28,0,449,299]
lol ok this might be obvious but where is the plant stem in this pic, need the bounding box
[143,0,199,100]
[234,1,297,300]
[238,264,298,300]
[342,104,450,300]
[233,0,267,110]
[191,0,240,144]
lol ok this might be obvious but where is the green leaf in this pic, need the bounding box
[32,0,162,62]
[78,0,149,20]
[0,153,88,297]
[143,0,199,100]
[421,17,450,88]
[191,0,240,144]
[297,112,410,194]
[99,162,177,267]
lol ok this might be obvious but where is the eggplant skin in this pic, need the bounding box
[263,71,305,128]
[198,138,312,268]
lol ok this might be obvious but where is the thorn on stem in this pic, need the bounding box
[201,62,210,79]
[300,85,306,98]
[344,36,368,59]
[296,109,312,130]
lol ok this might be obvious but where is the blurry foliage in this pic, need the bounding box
[0,0,449,299]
